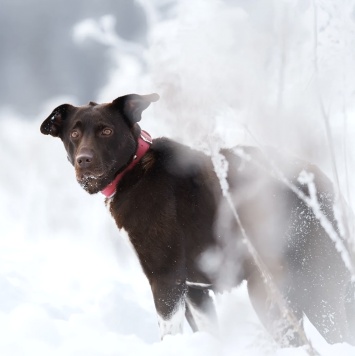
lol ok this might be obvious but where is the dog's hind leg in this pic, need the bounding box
[185,286,218,334]
[305,300,350,344]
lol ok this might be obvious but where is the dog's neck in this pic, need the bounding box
[101,130,152,198]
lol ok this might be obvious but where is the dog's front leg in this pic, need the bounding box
[150,274,187,339]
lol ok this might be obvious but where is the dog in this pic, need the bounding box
[40,93,355,346]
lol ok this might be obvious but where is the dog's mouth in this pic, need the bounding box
[76,171,108,194]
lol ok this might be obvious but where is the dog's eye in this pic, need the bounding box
[71,130,80,139]
[101,128,113,136]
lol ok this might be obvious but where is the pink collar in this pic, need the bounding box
[101,130,152,198]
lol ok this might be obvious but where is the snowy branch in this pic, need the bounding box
[209,141,319,355]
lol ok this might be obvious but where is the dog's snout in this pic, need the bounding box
[76,151,94,168]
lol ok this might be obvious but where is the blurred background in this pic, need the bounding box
[0,0,149,114]
[0,0,355,355]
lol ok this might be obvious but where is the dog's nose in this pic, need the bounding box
[76,152,93,168]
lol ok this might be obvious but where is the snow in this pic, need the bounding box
[0,115,354,354]
[1,0,355,355]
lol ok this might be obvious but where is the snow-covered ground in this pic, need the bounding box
[1,0,355,355]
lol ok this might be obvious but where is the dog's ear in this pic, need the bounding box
[40,104,74,137]
[112,93,159,125]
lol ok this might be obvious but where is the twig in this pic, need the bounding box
[241,126,355,277]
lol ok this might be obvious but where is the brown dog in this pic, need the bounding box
[40,93,355,346]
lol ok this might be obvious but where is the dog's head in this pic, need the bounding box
[40,93,159,194]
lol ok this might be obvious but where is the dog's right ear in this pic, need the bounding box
[40,104,74,137]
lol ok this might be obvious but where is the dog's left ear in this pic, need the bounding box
[112,93,159,125]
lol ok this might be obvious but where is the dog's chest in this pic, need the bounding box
[105,196,139,248]
[106,196,124,229]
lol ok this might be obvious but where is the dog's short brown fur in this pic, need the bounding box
[41,93,355,346]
